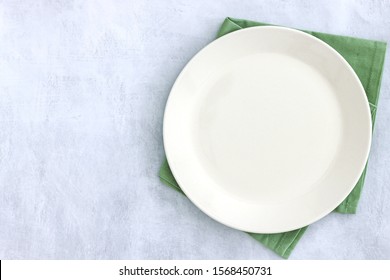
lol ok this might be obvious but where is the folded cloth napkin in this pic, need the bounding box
[159,17,387,258]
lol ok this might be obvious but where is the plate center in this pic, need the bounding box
[194,53,342,203]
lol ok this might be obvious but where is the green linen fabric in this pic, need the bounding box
[159,17,387,258]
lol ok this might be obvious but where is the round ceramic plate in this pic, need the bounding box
[163,26,371,233]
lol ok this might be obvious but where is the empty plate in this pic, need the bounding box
[163,26,371,233]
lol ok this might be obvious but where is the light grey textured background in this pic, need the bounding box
[0,0,389,259]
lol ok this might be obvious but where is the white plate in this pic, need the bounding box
[163,26,371,233]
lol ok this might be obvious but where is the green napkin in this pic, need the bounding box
[159,17,387,258]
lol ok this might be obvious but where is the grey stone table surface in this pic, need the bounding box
[0,0,389,260]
